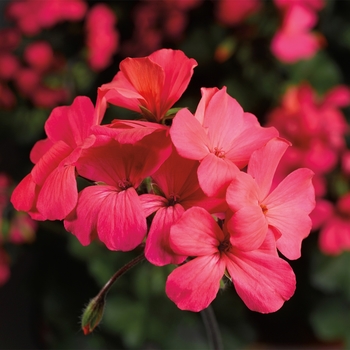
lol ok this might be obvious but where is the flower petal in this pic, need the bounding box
[169,206,223,257]
[170,108,210,160]
[36,165,78,220]
[226,248,296,313]
[97,187,147,251]
[227,205,268,251]
[166,254,225,312]
[198,153,239,197]
[247,137,290,200]
[145,204,186,266]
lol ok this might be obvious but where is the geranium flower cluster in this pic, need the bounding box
[266,83,350,255]
[11,49,315,313]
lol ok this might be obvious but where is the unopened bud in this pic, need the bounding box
[81,295,106,335]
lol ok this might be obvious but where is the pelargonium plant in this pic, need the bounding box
[11,48,315,344]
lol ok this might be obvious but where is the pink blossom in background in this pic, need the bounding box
[6,0,87,36]
[170,87,278,197]
[0,83,16,109]
[271,4,323,63]
[11,96,98,221]
[64,133,170,252]
[24,41,54,72]
[140,147,225,266]
[216,0,261,26]
[123,0,201,56]
[0,28,21,51]
[95,49,197,122]
[266,84,349,181]
[226,138,315,260]
[85,4,119,71]
[341,151,350,176]
[165,207,296,313]
[318,194,350,255]
[274,0,324,11]
[0,53,19,80]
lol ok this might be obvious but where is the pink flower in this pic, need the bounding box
[318,194,350,255]
[170,87,278,197]
[165,207,296,313]
[216,0,261,26]
[85,4,119,71]
[11,96,98,221]
[140,148,225,266]
[226,138,315,260]
[95,49,197,122]
[0,53,19,80]
[7,0,87,36]
[24,41,54,71]
[64,133,170,251]
[266,84,349,179]
[271,4,323,63]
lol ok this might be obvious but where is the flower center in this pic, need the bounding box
[118,179,132,191]
[168,194,180,206]
[260,204,268,215]
[213,147,225,158]
[218,238,231,253]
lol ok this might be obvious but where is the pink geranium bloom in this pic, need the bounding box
[170,87,278,196]
[140,148,225,266]
[216,0,261,26]
[226,138,315,259]
[11,96,99,221]
[271,4,322,63]
[95,49,197,122]
[6,0,87,36]
[24,41,54,71]
[166,207,296,313]
[318,194,350,255]
[266,84,349,180]
[64,133,170,251]
[85,4,119,71]
[274,0,324,11]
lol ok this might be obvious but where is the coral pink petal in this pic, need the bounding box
[170,108,210,160]
[225,250,296,313]
[31,140,72,186]
[139,194,168,217]
[120,57,164,120]
[30,138,54,164]
[64,186,111,246]
[226,171,261,212]
[145,204,186,266]
[36,165,77,221]
[11,174,37,213]
[226,114,279,169]
[194,87,219,125]
[265,168,315,214]
[248,138,290,200]
[204,88,244,149]
[97,187,147,251]
[149,49,197,112]
[45,96,96,148]
[198,153,239,197]
[166,254,225,311]
[227,205,268,251]
[169,207,223,256]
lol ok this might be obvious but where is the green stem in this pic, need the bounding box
[201,304,223,350]
[96,252,146,300]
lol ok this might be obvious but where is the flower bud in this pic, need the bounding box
[81,295,106,335]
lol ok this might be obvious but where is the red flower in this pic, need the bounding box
[11,96,98,220]
[170,87,278,196]
[95,49,197,122]
[64,133,170,251]
[165,207,296,313]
